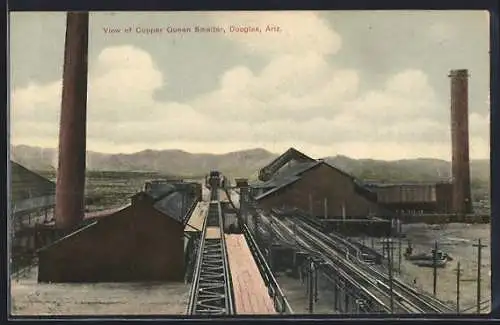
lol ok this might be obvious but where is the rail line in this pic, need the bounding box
[193,185,453,315]
[187,200,234,315]
[292,216,454,313]
[291,212,454,313]
[266,213,400,313]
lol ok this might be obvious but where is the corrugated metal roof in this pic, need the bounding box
[254,160,379,203]
[145,183,177,200]
[253,161,319,189]
[254,161,320,200]
[254,176,301,200]
[153,191,193,223]
[10,161,55,203]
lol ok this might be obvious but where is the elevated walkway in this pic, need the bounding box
[225,234,276,314]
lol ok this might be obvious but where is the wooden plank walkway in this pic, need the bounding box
[184,202,208,232]
[225,234,277,315]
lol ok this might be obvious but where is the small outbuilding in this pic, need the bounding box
[37,185,197,283]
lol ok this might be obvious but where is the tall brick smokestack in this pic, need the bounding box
[449,69,472,215]
[55,12,89,230]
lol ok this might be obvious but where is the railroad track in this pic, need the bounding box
[291,223,416,313]
[262,213,392,313]
[291,213,454,313]
[187,200,234,315]
[293,218,454,313]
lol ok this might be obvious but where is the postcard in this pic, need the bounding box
[9,10,491,316]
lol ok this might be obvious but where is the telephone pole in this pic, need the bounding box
[397,239,402,273]
[455,261,462,313]
[433,240,438,296]
[382,238,395,313]
[473,239,487,314]
[308,258,315,314]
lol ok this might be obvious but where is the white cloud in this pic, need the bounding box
[10,12,490,160]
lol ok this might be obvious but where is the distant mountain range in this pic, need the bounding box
[10,145,490,185]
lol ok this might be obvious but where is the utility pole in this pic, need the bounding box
[314,261,319,302]
[308,258,315,314]
[433,240,438,297]
[397,217,402,273]
[455,261,462,314]
[268,217,274,270]
[388,239,394,313]
[380,238,395,313]
[473,239,487,314]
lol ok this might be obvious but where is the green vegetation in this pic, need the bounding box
[35,170,200,211]
[13,144,488,209]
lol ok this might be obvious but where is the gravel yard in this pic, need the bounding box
[354,223,491,314]
[276,272,339,314]
[10,266,190,316]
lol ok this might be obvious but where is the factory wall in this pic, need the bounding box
[257,163,381,218]
[38,201,185,283]
[435,182,453,213]
[374,184,436,204]
[368,183,453,214]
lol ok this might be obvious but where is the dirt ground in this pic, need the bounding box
[275,223,490,315]
[10,266,190,316]
[276,272,339,314]
[354,223,491,314]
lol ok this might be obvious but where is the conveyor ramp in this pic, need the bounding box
[225,234,277,314]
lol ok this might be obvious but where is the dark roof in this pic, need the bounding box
[37,221,99,253]
[38,192,193,252]
[254,161,320,199]
[145,182,177,200]
[153,191,194,223]
[10,161,55,202]
[364,181,451,188]
[259,147,315,181]
[129,180,200,224]
[254,160,377,202]
[84,204,132,220]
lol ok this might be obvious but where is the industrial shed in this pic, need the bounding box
[10,161,57,272]
[365,182,453,213]
[37,185,198,283]
[252,151,381,218]
[10,161,56,223]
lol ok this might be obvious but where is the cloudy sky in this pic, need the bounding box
[9,11,490,160]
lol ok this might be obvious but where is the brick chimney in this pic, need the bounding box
[55,12,89,230]
[449,69,472,215]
